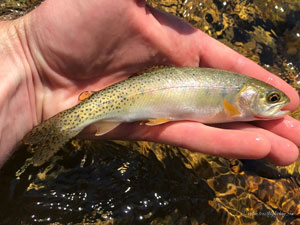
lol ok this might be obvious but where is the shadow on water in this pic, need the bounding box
[1,141,220,224]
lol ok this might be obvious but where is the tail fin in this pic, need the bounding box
[23,114,81,167]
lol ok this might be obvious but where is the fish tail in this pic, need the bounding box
[23,114,81,167]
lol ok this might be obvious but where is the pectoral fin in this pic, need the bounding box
[223,99,241,117]
[145,118,171,126]
[94,121,121,136]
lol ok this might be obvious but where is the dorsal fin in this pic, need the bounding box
[129,65,170,78]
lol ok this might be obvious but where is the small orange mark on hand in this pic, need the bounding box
[78,91,94,102]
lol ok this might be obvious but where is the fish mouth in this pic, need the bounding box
[254,104,290,120]
[271,109,290,118]
[270,102,290,118]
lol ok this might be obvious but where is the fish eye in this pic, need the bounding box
[267,91,281,103]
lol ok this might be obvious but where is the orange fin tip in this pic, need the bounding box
[254,115,267,120]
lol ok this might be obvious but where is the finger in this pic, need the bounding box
[254,115,300,147]
[218,122,299,166]
[196,31,299,110]
[80,121,271,160]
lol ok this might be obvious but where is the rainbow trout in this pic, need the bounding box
[24,67,290,166]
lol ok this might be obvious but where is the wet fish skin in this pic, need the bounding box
[23,67,290,166]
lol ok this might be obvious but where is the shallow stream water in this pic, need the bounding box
[0,0,300,224]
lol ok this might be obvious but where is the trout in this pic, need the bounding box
[24,67,290,166]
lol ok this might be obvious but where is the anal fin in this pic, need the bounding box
[94,121,121,136]
[144,118,171,126]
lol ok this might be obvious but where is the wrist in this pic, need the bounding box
[0,19,37,167]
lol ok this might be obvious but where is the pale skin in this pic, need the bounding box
[0,0,299,168]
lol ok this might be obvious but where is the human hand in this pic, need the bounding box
[1,0,299,167]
